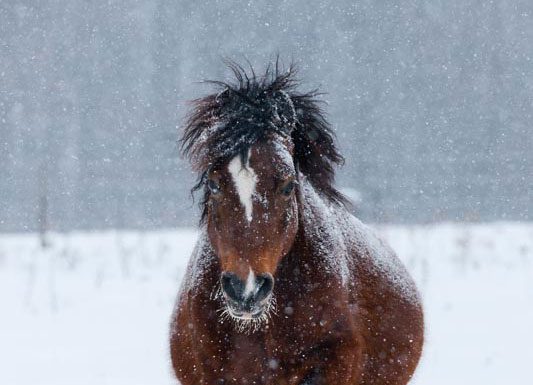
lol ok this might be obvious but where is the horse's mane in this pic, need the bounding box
[180,60,347,223]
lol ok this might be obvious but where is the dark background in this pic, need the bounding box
[1,0,531,231]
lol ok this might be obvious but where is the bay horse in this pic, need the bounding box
[170,62,424,385]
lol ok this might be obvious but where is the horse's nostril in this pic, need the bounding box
[255,273,274,302]
[221,271,273,305]
[221,272,243,301]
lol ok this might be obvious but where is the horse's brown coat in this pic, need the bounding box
[170,64,423,385]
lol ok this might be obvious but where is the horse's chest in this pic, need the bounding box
[212,309,330,372]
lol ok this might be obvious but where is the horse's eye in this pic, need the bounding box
[207,179,221,195]
[280,180,296,197]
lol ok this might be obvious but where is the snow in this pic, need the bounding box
[1,222,532,385]
[179,228,213,296]
[272,136,296,175]
[299,177,351,286]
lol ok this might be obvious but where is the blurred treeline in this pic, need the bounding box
[0,0,531,231]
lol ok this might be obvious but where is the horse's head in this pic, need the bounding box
[181,61,346,329]
[205,136,298,321]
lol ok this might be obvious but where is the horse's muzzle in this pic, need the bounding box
[220,271,274,317]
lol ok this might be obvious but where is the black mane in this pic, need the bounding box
[180,61,347,222]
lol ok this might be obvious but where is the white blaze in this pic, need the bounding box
[243,268,256,298]
[228,149,258,223]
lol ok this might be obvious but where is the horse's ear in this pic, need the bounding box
[273,90,297,135]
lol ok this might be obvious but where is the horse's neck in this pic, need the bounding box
[288,178,352,286]
[296,177,348,244]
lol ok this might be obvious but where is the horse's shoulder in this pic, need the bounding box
[342,214,421,305]
[179,229,218,300]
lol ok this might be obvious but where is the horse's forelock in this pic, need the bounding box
[180,61,348,224]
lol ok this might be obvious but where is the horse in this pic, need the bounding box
[170,62,424,385]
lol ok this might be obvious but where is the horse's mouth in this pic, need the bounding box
[227,306,265,320]
[222,294,274,323]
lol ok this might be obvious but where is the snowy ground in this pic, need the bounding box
[0,223,532,385]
